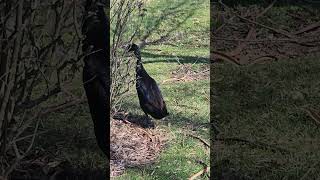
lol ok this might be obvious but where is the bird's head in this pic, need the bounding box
[123,43,140,52]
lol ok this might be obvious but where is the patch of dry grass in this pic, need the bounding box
[110,119,169,177]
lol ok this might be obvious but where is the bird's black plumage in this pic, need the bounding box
[82,0,109,157]
[126,44,168,124]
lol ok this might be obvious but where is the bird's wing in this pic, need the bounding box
[137,77,164,109]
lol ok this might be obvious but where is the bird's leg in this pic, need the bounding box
[144,112,149,119]
[144,113,155,128]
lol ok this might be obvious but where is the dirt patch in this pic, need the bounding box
[211,2,320,65]
[110,119,168,177]
[162,64,209,84]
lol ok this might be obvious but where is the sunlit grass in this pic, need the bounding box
[113,0,210,179]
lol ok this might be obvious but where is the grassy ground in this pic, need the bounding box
[113,0,210,179]
[33,0,209,179]
[212,2,320,179]
[212,56,320,179]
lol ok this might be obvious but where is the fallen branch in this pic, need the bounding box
[215,137,290,154]
[187,134,210,148]
[249,55,278,65]
[229,26,256,57]
[303,107,320,126]
[293,21,320,35]
[300,161,320,180]
[211,50,241,65]
[189,167,210,180]
[256,0,277,19]
[236,14,296,39]
[236,15,317,47]
[189,160,210,180]
[213,16,236,35]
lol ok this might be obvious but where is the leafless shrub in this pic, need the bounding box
[110,0,146,114]
[0,0,83,178]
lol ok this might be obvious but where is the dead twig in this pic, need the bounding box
[228,26,256,59]
[256,0,277,19]
[293,21,320,35]
[215,137,290,154]
[300,161,320,180]
[211,50,241,65]
[249,55,278,65]
[303,107,320,126]
[187,134,210,148]
[189,160,210,180]
[236,14,296,39]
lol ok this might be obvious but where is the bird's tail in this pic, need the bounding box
[162,108,169,117]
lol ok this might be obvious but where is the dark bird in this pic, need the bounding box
[82,0,109,157]
[126,43,168,127]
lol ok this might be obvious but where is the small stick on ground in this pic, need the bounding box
[300,161,320,180]
[187,134,210,148]
[215,137,290,154]
[293,21,320,35]
[211,50,241,65]
[189,160,210,180]
[303,107,320,126]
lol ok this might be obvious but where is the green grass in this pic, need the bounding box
[131,0,209,48]
[112,0,210,179]
[212,57,320,179]
[114,66,210,179]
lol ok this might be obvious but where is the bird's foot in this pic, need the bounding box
[142,118,155,129]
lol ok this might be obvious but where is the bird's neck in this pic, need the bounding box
[136,59,145,75]
[134,49,141,62]
[134,50,143,71]
[134,51,149,79]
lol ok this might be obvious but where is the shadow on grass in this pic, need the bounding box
[141,52,209,64]
[113,112,156,128]
[121,100,209,129]
[137,0,202,49]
